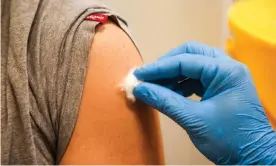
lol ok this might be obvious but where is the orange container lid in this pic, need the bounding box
[228,0,276,49]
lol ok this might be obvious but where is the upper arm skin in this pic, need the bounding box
[59,20,164,164]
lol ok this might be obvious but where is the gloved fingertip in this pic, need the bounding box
[133,68,143,80]
[133,83,152,103]
[134,65,151,81]
[133,82,162,109]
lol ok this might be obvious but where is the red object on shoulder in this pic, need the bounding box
[84,13,108,23]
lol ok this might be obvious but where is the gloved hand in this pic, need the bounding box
[133,42,276,164]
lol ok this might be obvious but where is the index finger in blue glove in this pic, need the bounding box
[134,54,216,88]
[158,41,228,60]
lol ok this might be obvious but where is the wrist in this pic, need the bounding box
[261,131,276,164]
[240,130,276,165]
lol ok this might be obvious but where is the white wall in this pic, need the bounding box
[101,0,232,164]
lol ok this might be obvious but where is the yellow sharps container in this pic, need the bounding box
[227,0,276,129]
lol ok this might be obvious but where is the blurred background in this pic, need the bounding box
[101,0,233,164]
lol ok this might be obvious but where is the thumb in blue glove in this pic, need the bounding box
[133,42,276,164]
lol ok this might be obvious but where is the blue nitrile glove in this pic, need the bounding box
[133,42,276,165]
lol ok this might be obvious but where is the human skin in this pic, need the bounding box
[59,20,164,164]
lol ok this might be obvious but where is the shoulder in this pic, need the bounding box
[59,20,164,164]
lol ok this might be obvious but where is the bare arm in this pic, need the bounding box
[59,20,164,164]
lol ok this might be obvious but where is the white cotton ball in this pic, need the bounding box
[120,68,142,102]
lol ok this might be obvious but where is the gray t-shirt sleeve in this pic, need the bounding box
[1,0,134,164]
